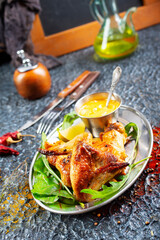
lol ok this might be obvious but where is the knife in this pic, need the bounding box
[41,71,100,134]
[18,70,91,131]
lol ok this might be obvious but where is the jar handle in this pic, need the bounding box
[89,0,105,24]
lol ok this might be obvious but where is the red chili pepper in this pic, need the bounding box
[0,131,35,146]
[0,135,22,146]
[2,131,21,140]
[0,145,19,156]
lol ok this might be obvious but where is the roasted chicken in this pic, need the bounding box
[39,122,129,202]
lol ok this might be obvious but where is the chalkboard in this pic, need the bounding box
[39,0,142,36]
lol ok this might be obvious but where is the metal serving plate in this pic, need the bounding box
[29,105,153,215]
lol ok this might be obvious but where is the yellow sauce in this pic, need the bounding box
[78,99,120,118]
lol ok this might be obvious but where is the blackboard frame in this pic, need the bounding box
[31,0,160,57]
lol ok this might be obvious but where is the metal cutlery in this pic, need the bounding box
[18,70,91,132]
[37,71,100,134]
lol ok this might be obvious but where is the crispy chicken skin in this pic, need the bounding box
[43,132,92,188]
[38,122,128,202]
[70,142,128,202]
[39,132,92,155]
[47,154,72,187]
[100,122,127,160]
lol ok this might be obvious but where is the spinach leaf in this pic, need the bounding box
[42,155,74,198]
[46,202,77,211]
[31,174,60,195]
[33,156,50,176]
[33,194,59,204]
[32,172,73,199]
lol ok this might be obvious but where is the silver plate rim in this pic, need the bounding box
[29,105,153,215]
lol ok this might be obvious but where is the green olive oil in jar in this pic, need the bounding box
[94,25,138,61]
[89,0,139,62]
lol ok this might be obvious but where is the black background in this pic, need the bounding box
[39,0,142,36]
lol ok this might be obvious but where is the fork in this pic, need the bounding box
[37,71,100,135]
[37,106,65,134]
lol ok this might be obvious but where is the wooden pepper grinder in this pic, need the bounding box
[13,50,51,100]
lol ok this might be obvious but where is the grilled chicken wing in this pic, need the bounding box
[42,132,93,188]
[39,122,128,202]
[96,122,127,161]
[47,154,72,187]
[39,132,92,155]
[70,142,128,202]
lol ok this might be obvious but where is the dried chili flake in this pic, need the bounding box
[145,126,160,174]
[94,222,98,226]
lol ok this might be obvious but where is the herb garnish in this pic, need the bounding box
[61,111,79,130]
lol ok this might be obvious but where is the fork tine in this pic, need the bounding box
[42,111,57,134]
[37,119,43,133]
[37,111,53,134]
[45,111,60,135]
[40,112,54,133]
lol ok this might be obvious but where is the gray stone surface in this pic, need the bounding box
[0,24,160,240]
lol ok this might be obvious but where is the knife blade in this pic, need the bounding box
[18,70,91,131]
[43,71,100,134]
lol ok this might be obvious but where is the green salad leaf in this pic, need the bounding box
[41,132,47,148]
[125,122,140,162]
[125,122,139,140]
[33,156,50,176]
[61,111,79,130]
[32,174,60,195]
[33,194,59,204]
[42,155,73,197]
[32,156,75,204]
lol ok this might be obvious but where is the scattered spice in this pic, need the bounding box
[0,160,39,233]
[94,222,98,226]
[145,126,160,174]
[0,145,19,156]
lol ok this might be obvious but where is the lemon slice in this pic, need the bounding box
[58,121,85,141]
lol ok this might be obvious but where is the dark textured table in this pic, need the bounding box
[0,24,160,240]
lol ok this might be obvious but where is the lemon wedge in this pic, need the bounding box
[58,121,85,141]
